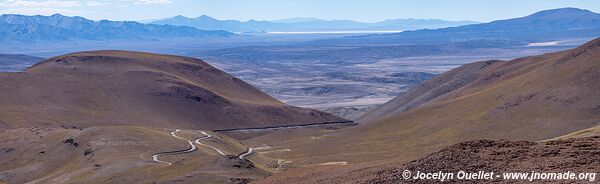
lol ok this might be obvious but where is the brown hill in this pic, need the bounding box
[242,37,600,173]
[360,37,600,124]
[358,59,504,123]
[0,51,344,130]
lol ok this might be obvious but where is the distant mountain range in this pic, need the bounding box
[322,8,600,45]
[0,54,43,72]
[0,14,234,42]
[151,15,478,33]
[1,8,597,48]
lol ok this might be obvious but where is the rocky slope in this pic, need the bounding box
[0,126,270,184]
[255,136,600,184]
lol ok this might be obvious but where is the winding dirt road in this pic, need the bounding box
[151,129,197,165]
[151,130,229,165]
[238,147,254,159]
[195,131,226,155]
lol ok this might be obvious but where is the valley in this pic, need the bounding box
[198,45,572,110]
[0,5,599,184]
[244,36,600,183]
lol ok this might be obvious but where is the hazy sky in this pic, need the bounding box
[0,0,599,22]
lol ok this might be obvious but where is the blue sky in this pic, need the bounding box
[0,0,599,22]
